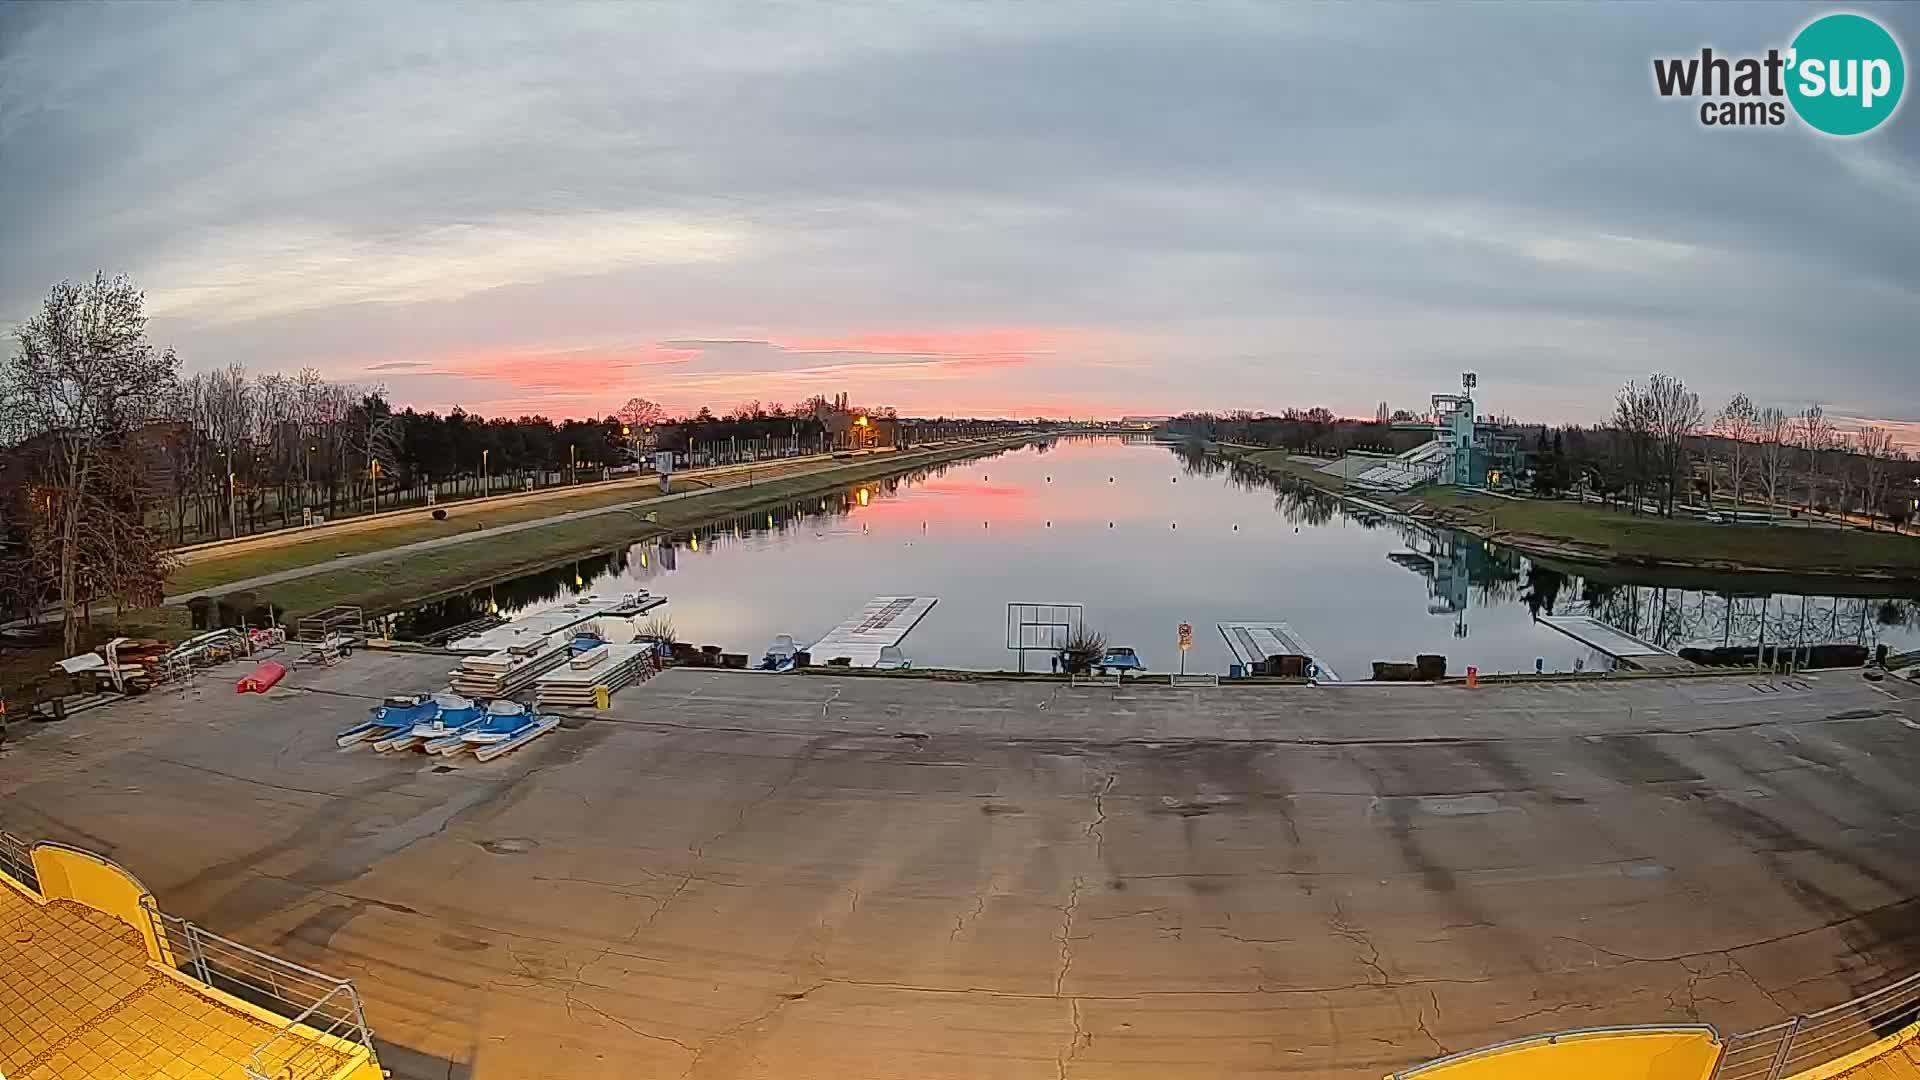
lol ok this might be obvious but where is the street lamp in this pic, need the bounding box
[482,449,490,497]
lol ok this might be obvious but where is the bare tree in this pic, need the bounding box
[1645,373,1702,515]
[1795,404,1835,511]
[1857,426,1897,529]
[3,274,180,652]
[1757,406,1791,519]
[1612,379,1655,512]
[1712,393,1758,512]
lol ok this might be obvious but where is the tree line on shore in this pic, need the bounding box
[1170,373,1915,527]
[0,276,919,648]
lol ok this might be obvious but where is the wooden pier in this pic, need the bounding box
[447,592,666,654]
[1218,621,1340,681]
[1536,615,1697,673]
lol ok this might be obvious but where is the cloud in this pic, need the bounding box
[2,2,1917,421]
[138,212,753,324]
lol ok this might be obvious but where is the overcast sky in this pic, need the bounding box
[2,2,1916,429]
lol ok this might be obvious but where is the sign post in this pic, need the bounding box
[1177,622,1192,676]
[653,450,675,495]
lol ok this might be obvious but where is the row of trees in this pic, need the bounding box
[1168,378,1914,529]
[1573,374,1910,526]
[1165,408,1437,456]
[2,277,924,643]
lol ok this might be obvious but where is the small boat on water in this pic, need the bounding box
[758,635,800,671]
[338,694,436,747]
[1096,647,1146,674]
[460,700,561,762]
[873,645,913,671]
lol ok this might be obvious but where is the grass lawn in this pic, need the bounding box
[168,473,755,593]
[242,441,1020,617]
[1415,489,1920,576]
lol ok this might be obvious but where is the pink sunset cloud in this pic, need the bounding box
[348,325,1146,418]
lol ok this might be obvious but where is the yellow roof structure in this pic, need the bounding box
[0,839,378,1080]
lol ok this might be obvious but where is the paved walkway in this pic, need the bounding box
[6,657,1918,1078]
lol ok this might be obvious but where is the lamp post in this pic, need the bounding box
[483,449,491,497]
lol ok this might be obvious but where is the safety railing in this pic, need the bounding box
[246,981,373,1080]
[0,830,37,892]
[1714,971,1920,1080]
[141,897,373,1079]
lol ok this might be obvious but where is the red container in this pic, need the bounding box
[236,661,288,694]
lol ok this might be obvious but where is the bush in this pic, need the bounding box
[1059,628,1107,674]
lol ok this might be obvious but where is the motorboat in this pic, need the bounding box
[337,694,435,747]
[758,635,799,671]
[1096,647,1146,674]
[873,645,913,671]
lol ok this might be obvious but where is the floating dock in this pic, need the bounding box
[1536,615,1697,673]
[1218,621,1340,681]
[447,592,666,654]
[809,596,938,668]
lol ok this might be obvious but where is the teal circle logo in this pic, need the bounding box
[1787,13,1905,135]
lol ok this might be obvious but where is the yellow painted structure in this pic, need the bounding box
[1390,1026,1723,1080]
[29,844,173,967]
[0,844,381,1080]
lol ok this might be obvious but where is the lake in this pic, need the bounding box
[384,437,1920,676]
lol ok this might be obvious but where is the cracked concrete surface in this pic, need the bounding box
[3,656,1919,1078]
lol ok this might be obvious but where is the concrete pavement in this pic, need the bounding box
[1,659,1916,1077]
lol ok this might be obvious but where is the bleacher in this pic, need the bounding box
[1342,440,1448,493]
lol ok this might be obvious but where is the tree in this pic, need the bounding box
[1713,393,1758,512]
[1611,379,1656,512]
[1795,404,1835,511]
[1644,373,1702,516]
[1375,401,1390,424]
[3,275,181,652]
[1856,425,1896,529]
[617,397,666,430]
[1757,406,1791,519]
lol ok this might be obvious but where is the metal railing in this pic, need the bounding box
[1713,971,1920,1080]
[0,830,37,892]
[141,897,373,1079]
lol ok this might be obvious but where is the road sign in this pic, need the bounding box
[1178,623,1193,651]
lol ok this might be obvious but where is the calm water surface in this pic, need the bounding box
[388,438,1920,675]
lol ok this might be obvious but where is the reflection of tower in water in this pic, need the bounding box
[1386,521,1472,638]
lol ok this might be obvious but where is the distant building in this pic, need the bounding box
[1429,373,1523,487]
